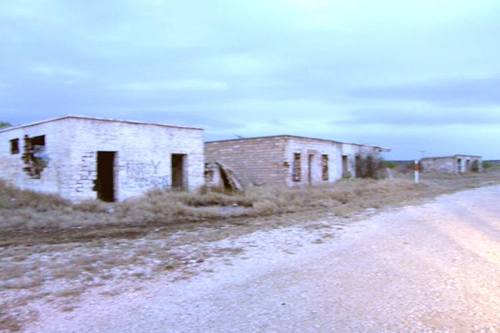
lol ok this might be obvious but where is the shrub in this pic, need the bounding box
[482,161,493,169]
[355,155,385,179]
[383,161,397,169]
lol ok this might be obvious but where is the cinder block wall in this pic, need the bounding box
[206,136,349,187]
[205,137,289,186]
[0,117,204,202]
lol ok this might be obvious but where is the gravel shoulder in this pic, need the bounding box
[24,185,500,333]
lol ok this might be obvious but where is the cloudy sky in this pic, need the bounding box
[1,0,499,159]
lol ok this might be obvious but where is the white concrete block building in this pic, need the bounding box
[0,116,204,202]
[420,155,482,173]
[205,135,389,187]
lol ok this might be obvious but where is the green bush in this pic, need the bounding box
[383,161,397,169]
[482,161,493,169]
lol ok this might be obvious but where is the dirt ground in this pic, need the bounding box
[17,186,500,333]
[1,171,500,332]
[22,185,500,333]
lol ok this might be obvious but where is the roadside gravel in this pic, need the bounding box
[25,186,500,333]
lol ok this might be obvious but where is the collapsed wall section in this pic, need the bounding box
[205,137,288,186]
[0,121,71,197]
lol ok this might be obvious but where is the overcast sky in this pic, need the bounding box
[1,0,499,159]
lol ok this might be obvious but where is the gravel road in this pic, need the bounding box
[26,186,500,333]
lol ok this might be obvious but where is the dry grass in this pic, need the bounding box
[0,180,401,233]
[1,170,500,233]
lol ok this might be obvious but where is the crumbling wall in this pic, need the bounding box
[205,137,289,186]
[0,117,205,202]
[0,121,70,196]
[205,162,243,192]
[341,143,384,178]
[206,136,385,188]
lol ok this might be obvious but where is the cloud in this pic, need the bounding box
[336,108,500,126]
[1,0,500,159]
[350,75,500,107]
[110,80,229,93]
[29,65,88,80]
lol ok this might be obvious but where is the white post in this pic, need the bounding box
[414,160,420,184]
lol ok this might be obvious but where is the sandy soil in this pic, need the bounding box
[22,185,500,333]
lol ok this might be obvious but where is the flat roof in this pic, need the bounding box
[0,115,203,134]
[421,154,482,160]
[206,135,389,151]
[206,134,341,144]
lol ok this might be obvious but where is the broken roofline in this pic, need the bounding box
[421,154,482,160]
[0,115,204,134]
[206,135,390,152]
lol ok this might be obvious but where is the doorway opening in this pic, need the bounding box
[172,154,186,190]
[292,153,301,182]
[96,151,116,202]
[457,158,462,173]
[308,154,314,185]
[355,155,362,177]
[342,155,349,176]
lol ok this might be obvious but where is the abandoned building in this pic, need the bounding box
[0,116,204,202]
[205,135,389,188]
[420,155,482,173]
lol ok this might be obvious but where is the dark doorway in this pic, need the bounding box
[342,155,349,176]
[355,155,362,177]
[308,154,314,185]
[172,154,186,190]
[457,158,462,173]
[96,151,116,202]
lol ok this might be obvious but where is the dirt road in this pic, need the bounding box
[26,186,500,332]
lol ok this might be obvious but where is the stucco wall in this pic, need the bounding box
[0,117,204,202]
[285,138,343,187]
[421,155,482,173]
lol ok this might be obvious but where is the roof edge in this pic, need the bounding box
[0,115,204,134]
[206,134,389,151]
[421,154,482,160]
[206,134,341,145]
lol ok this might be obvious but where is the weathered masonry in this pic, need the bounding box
[205,135,388,187]
[420,155,482,173]
[0,116,204,202]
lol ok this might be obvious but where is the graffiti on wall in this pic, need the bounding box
[124,160,169,189]
[73,155,172,195]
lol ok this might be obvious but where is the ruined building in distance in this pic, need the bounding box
[205,135,389,188]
